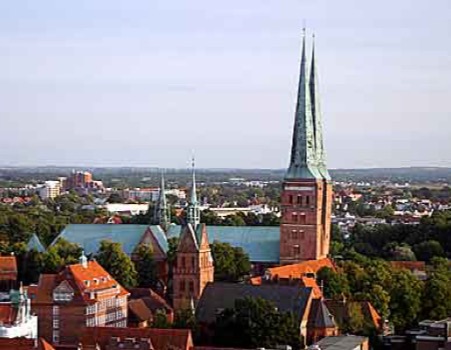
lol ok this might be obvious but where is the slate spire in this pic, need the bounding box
[154,171,170,232]
[286,30,322,180]
[309,35,331,181]
[187,156,200,228]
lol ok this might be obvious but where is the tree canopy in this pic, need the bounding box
[213,297,302,350]
[95,240,138,289]
[210,241,251,282]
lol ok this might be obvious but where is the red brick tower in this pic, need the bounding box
[172,164,214,310]
[279,33,333,265]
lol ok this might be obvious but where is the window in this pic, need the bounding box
[299,214,306,225]
[180,280,186,292]
[53,305,59,316]
[189,281,194,293]
[291,230,298,240]
[191,257,195,268]
[297,195,302,205]
[52,330,60,343]
[181,257,186,268]
[289,195,293,204]
[291,212,298,222]
[53,319,59,329]
[86,304,96,315]
[293,245,301,256]
[306,196,310,206]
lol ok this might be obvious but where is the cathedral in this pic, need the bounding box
[45,33,333,312]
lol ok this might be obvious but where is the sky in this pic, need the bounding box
[0,0,450,169]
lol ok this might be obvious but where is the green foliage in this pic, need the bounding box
[152,309,171,329]
[388,269,423,331]
[53,238,83,265]
[214,297,302,350]
[42,246,64,273]
[421,262,451,320]
[317,267,350,299]
[96,240,138,289]
[133,243,158,288]
[413,240,445,262]
[210,241,251,282]
[173,309,197,330]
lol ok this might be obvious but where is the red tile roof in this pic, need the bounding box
[68,261,129,300]
[81,327,193,350]
[300,276,323,299]
[267,258,335,279]
[32,260,129,305]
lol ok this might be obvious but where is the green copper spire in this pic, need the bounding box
[286,31,322,180]
[187,157,200,228]
[154,171,170,231]
[309,35,331,181]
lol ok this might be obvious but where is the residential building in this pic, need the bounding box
[79,327,193,350]
[280,34,332,264]
[0,287,38,339]
[30,254,129,349]
[37,181,61,200]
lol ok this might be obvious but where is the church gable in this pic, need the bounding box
[139,227,167,261]
[177,224,199,253]
[196,224,210,251]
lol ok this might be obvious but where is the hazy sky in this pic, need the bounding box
[1,1,450,169]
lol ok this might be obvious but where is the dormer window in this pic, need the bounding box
[93,278,99,285]
[84,280,90,287]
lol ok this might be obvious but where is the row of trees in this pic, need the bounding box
[332,210,451,261]
[317,253,451,332]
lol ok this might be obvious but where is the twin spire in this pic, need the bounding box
[153,157,201,232]
[286,31,330,181]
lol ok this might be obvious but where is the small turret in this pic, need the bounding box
[79,250,88,268]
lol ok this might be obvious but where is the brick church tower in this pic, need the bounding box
[173,161,214,310]
[279,33,333,265]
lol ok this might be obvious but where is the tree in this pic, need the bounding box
[96,240,138,289]
[152,309,171,329]
[133,243,158,288]
[53,238,83,265]
[210,241,251,282]
[317,267,350,299]
[421,262,451,320]
[214,297,302,350]
[20,249,43,284]
[42,246,64,273]
[173,308,197,330]
[388,269,422,331]
[412,240,445,262]
[343,303,365,334]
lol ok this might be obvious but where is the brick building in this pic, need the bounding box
[79,327,193,350]
[280,34,332,264]
[172,163,214,311]
[30,254,129,349]
[0,255,18,291]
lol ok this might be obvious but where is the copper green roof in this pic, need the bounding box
[27,233,46,253]
[51,224,150,255]
[167,224,280,263]
[52,223,280,263]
